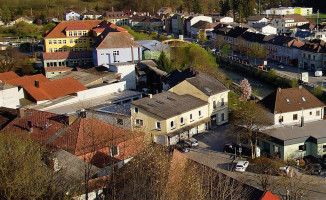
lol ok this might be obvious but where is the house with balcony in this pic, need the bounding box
[270,14,309,34]
[168,69,230,127]
[131,91,209,146]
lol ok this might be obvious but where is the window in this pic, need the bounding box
[221,113,225,121]
[221,98,225,106]
[53,40,57,44]
[170,120,175,129]
[75,47,78,51]
[74,39,77,43]
[63,48,67,51]
[316,111,320,116]
[74,31,77,36]
[69,31,72,36]
[156,122,161,130]
[84,39,87,43]
[79,47,83,51]
[58,48,62,52]
[48,40,52,44]
[198,110,202,118]
[279,116,283,123]
[63,40,66,44]
[116,118,123,125]
[70,39,73,44]
[110,146,119,157]
[49,48,53,52]
[180,117,185,125]
[299,144,306,151]
[83,31,87,36]
[79,39,82,43]
[323,145,326,152]
[293,114,298,120]
[54,48,57,52]
[190,114,193,121]
[310,111,312,115]
[70,48,74,51]
[58,40,61,44]
[213,101,216,109]
[135,119,143,126]
[84,47,87,51]
[89,39,93,45]
[134,107,138,113]
[78,31,81,36]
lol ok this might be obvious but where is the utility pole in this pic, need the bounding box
[317,9,320,31]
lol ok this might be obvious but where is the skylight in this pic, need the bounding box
[205,87,212,93]
[156,100,164,104]
[286,99,290,104]
[302,97,306,102]
[147,103,156,107]
[167,97,176,101]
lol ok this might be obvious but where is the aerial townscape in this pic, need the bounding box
[1,0,326,199]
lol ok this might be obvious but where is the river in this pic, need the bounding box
[219,67,276,98]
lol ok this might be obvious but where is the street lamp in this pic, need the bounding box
[239,144,242,159]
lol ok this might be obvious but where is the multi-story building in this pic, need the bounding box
[63,10,81,21]
[265,7,313,16]
[298,39,326,71]
[103,11,129,26]
[186,15,213,36]
[131,91,209,146]
[271,14,309,34]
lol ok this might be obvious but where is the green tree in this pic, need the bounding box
[290,79,299,88]
[250,42,268,65]
[157,51,173,73]
[197,30,207,45]
[1,4,12,24]
[220,44,231,58]
[312,84,324,99]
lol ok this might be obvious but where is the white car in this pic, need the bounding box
[277,65,284,69]
[235,161,249,172]
[186,138,199,147]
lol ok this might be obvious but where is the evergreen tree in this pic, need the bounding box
[157,51,173,73]
[1,4,12,24]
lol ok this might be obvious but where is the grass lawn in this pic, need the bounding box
[306,13,326,18]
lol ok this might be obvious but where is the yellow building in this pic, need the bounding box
[131,91,209,146]
[44,20,104,53]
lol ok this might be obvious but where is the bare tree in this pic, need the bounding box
[0,47,27,73]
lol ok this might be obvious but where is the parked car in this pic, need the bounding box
[277,64,284,69]
[311,163,322,175]
[176,141,191,153]
[185,138,198,147]
[223,143,251,156]
[235,161,249,172]
[315,71,323,77]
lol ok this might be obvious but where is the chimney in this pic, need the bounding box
[16,107,25,118]
[277,87,281,92]
[79,109,86,119]
[65,113,77,125]
[138,47,141,62]
[131,46,134,63]
[35,80,39,88]
[28,120,33,133]
[299,85,302,89]
[148,94,153,98]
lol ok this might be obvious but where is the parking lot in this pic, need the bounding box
[184,125,326,200]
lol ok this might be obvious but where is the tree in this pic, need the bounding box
[0,47,27,72]
[239,78,252,100]
[312,84,324,99]
[0,132,78,199]
[228,101,271,159]
[214,35,226,52]
[1,4,11,24]
[157,51,173,73]
[249,42,268,65]
[197,30,207,45]
[220,44,231,58]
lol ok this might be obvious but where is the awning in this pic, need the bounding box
[167,117,210,138]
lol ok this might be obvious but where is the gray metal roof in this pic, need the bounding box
[131,91,208,119]
[136,40,170,52]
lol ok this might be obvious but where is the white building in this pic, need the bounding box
[107,63,136,90]
[265,7,313,16]
[246,16,268,26]
[186,15,213,36]
[260,86,325,126]
[271,14,309,34]
[253,24,277,35]
[0,83,20,109]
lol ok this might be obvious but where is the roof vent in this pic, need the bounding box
[205,87,212,93]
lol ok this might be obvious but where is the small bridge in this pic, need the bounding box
[162,39,192,46]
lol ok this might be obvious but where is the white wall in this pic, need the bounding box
[261,25,277,35]
[0,87,20,108]
[219,17,234,23]
[273,107,324,125]
[95,47,141,66]
[109,64,136,90]
[187,16,213,35]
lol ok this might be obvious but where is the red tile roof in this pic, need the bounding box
[0,71,20,82]
[65,24,90,31]
[4,74,50,88]
[3,109,67,145]
[44,20,103,39]
[43,51,93,60]
[260,191,280,200]
[23,77,87,101]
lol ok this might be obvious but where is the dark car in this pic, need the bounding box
[311,163,322,175]
[223,143,251,156]
[176,141,191,153]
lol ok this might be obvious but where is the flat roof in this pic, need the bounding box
[263,120,326,145]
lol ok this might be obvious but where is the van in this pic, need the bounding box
[315,71,323,77]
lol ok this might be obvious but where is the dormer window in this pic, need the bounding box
[302,97,306,102]
[286,99,290,104]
